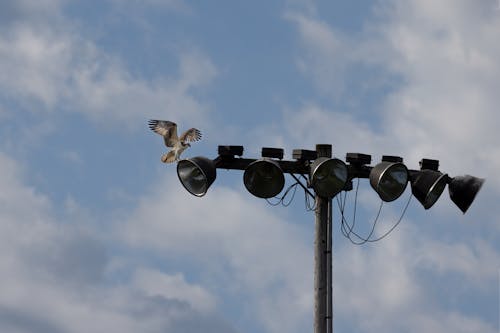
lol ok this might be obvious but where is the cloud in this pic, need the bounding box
[132,268,216,313]
[282,1,500,332]
[284,11,359,97]
[0,152,237,333]
[334,220,498,333]
[122,173,314,333]
[108,0,192,14]
[0,0,217,131]
[284,0,500,179]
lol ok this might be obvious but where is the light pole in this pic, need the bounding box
[313,144,334,333]
[175,143,484,333]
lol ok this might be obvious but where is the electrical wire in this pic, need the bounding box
[281,182,299,207]
[264,173,412,243]
[364,192,412,242]
[301,175,317,211]
[265,178,300,207]
[336,181,413,244]
[339,198,383,245]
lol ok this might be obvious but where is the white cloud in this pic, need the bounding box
[0,151,237,333]
[132,268,216,313]
[284,11,358,97]
[334,221,498,333]
[108,0,192,14]
[0,1,217,131]
[285,0,500,179]
[122,173,314,333]
[283,1,500,332]
[0,25,72,108]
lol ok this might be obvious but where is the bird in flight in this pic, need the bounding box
[148,120,202,163]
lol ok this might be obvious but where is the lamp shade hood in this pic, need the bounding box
[411,170,448,209]
[448,175,485,213]
[243,158,285,198]
[177,157,216,197]
[310,157,348,198]
[370,162,409,202]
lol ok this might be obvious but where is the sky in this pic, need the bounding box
[0,0,499,332]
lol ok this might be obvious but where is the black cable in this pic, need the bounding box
[265,174,305,208]
[290,173,314,199]
[300,175,316,211]
[343,201,384,245]
[337,189,413,244]
[281,182,298,207]
[347,179,360,240]
[365,192,412,242]
[266,197,282,206]
[338,188,370,243]
[338,193,350,238]
[338,191,372,245]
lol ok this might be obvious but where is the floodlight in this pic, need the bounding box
[243,158,285,198]
[448,175,485,213]
[177,157,217,197]
[310,157,348,198]
[411,170,448,209]
[370,161,409,202]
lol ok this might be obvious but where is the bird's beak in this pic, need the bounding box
[187,143,191,147]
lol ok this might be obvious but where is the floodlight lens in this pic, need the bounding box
[411,170,448,209]
[425,176,447,208]
[310,158,348,198]
[370,162,408,202]
[244,159,284,198]
[177,157,216,197]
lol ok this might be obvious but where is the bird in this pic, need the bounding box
[148,119,202,163]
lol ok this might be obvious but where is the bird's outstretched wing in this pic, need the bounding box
[148,120,179,147]
[179,128,202,143]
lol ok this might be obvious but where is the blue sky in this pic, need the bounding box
[0,0,499,332]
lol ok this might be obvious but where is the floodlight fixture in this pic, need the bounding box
[243,158,285,198]
[382,155,403,163]
[177,157,217,197]
[293,149,318,161]
[448,175,485,213]
[420,158,439,171]
[346,153,372,165]
[411,170,448,209]
[370,161,409,202]
[218,145,244,157]
[310,157,348,198]
[262,147,284,159]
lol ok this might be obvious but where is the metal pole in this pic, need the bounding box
[314,144,332,333]
[327,198,333,333]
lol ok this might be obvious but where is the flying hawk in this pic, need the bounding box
[148,120,202,163]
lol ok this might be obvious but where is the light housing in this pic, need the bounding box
[293,149,318,161]
[411,170,448,209]
[218,145,244,157]
[370,161,409,202]
[448,175,485,213]
[346,152,372,166]
[177,157,216,197]
[243,158,285,198]
[310,157,348,198]
[262,147,284,159]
